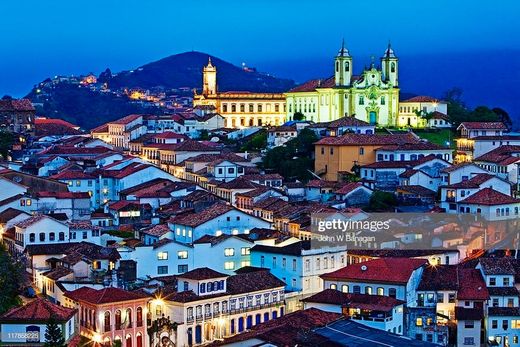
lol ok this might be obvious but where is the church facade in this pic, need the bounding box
[193,58,286,128]
[285,43,400,127]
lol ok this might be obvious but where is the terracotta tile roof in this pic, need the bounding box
[430,111,450,121]
[474,145,520,165]
[417,265,459,291]
[321,258,427,284]
[288,76,335,92]
[396,185,436,196]
[39,145,112,156]
[217,176,263,190]
[459,188,520,205]
[91,123,109,133]
[210,308,341,346]
[109,114,142,125]
[142,224,170,237]
[315,133,420,146]
[226,269,285,294]
[441,173,498,189]
[334,182,365,195]
[459,122,507,130]
[0,208,28,223]
[66,287,148,304]
[302,289,404,312]
[154,131,188,139]
[50,170,96,180]
[171,139,219,152]
[42,266,73,281]
[0,298,76,322]
[178,267,228,280]
[108,200,151,211]
[402,95,441,103]
[471,135,520,141]
[0,98,35,112]
[309,116,370,129]
[241,173,283,182]
[15,214,61,229]
[24,242,80,256]
[479,257,516,275]
[169,203,234,227]
[440,162,477,173]
[267,125,297,132]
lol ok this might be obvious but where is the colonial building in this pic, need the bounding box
[285,42,400,126]
[193,58,286,128]
[0,97,35,134]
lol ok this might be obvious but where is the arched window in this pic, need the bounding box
[200,283,206,293]
[240,104,245,113]
[257,104,262,112]
[58,232,65,241]
[391,62,396,73]
[29,233,35,243]
[126,308,132,328]
[104,311,111,332]
[345,62,350,72]
[103,337,111,347]
[381,96,385,105]
[222,104,228,113]
[136,333,143,347]
[136,307,143,327]
[330,284,337,290]
[49,232,55,241]
[126,334,132,347]
[115,310,122,330]
[39,233,45,242]
[231,104,236,112]
[335,61,339,72]
[341,285,349,293]
[365,286,373,295]
[353,285,361,294]
[377,287,384,296]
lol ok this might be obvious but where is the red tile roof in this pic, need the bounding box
[321,258,427,284]
[0,298,76,322]
[306,179,341,189]
[169,203,234,227]
[396,185,436,196]
[154,131,188,139]
[441,173,498,189]
[15,214,63,229]
[288,76,335,92]
[457,268,489,300]
[109,114,142,125]
[178,267,228,280]
[459,188,520,205]
[66,287,148,304]
[459,122,507,130]
[302,289,404,312]
[0,98,35,112]
[35,118,78,128]
[210,308,341,346]
[142,224,170,237]
[361,154,438,169]
[376,142,448,151]
[474,145,520,165]
[315,133,420,146]
[50,170,96,180]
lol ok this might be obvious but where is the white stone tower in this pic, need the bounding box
[334,40,353,87]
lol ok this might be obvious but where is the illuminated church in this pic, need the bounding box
[193,58,286,128]
[285,42,400,127]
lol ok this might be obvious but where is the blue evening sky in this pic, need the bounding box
[1,0,519,117]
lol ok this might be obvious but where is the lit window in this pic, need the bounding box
[241,247,250,256]
[416,318,423,326]
[157,251,168,260]
[224,261,235,270]
[224,248,235,257]
[177,251,188,259]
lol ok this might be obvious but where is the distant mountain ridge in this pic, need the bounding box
[102,51,295,92]
[26,51,295,130]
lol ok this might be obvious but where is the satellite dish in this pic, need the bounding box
[210,137,220,142]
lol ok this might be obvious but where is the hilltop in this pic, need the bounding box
[25,51,295,130]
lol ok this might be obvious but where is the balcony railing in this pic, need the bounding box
[186,301,284,324]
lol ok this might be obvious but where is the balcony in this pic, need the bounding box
[350,314,393,322]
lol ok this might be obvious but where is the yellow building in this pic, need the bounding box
[285,42,400,126]
[193,58,286,128]
[314,133,420,181]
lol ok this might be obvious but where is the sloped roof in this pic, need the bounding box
[0,298,75,322]
[321,258,427,284]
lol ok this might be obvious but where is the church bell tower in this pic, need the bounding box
[381,43,398,87]
[334,40,353,87]
[202,57,217,96]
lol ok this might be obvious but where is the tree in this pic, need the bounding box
[0,131,14,160]
[367,191,397,212]
[443,87,469,127]
[198,129,210,140]
[44,316,66,347]
[470,106,499,122]
[261,128,318,182]
[293,112,305,121]
[0,244,25,314]
[492,107,513,131]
